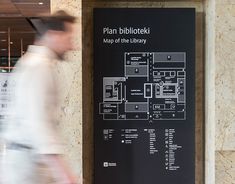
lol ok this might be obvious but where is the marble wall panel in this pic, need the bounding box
[215,151,235,184]
[51,0,83,179]
[215,1,235,151]
[214,0,235,184]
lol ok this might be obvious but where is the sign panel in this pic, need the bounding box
[94,8,195,184]
[0,73,14,132]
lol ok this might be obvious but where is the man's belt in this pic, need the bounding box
[7,142,32,150]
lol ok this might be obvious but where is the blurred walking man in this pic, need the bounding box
[1,10,78,184]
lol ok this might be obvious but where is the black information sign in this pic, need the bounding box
[94,8,195,184]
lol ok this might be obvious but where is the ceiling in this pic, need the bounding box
[0,0,50,17]
[0,0,50,58]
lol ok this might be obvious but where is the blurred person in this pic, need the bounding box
[1,10,78,184]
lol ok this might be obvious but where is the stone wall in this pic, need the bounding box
[51,0,83,179]
[214,0,235,183]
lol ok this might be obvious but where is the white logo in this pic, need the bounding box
[103,162,108,167]
[103,162,117,167]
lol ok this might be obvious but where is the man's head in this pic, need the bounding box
[29,10,76,59]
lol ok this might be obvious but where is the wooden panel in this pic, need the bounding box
[0,0,50,17]
[0,0,20,15]
[12,0,50,16]
[0,18,34,32]
[0,0,50,59]
[10,32,35,56]
[0,18,35,57]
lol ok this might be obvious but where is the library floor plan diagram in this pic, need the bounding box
[99,52,186,121]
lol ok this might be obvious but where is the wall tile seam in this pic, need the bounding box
[204,0,216,183]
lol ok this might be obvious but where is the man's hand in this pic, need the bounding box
[43,155,79,184]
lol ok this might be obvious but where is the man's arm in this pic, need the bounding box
[42,154,78,184]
